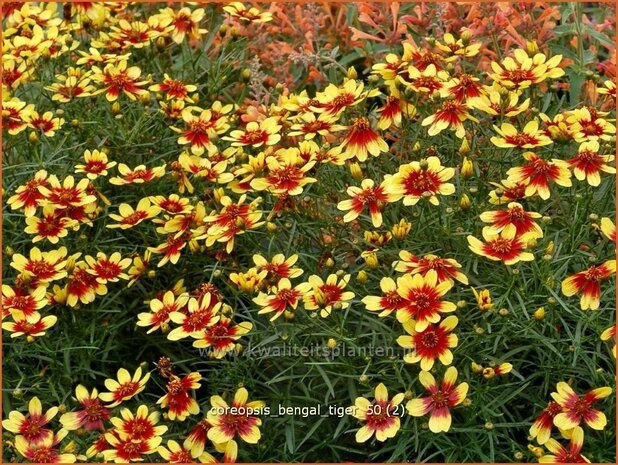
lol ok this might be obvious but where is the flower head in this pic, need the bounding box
[561,260,616,310]
[207,388,265,444]
[99,367,151,407]
[353,383,405,442]
[397,316,458,371]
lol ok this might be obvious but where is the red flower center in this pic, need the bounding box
[420,330,440,348]
[490,237,513,254]
[431,390,448,408]
[504,133,538,146]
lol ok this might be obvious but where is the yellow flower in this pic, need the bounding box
[353,383,405,442]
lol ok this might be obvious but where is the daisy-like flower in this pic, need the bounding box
[395,270,456,331]
[467,226,534,265]
[183,419,212,458]
[362,277,406,317]
[443,73,484,103]
[597,79,616,100]
[406,367,468,433]
[562,260,616,311]
[491,120,552,149]
[109,163,166,186]
[2,285,48,318]
[288,112,346,139]
[489,49,564,89]
[103,432,162,463]
[224,117,281,148]
[529,400,564,445]
[479,202,543,239]
[250,148,317,196]
[599,217,616,243]
[2,97,35,135]
[337,178,392,227]
[506,152,572,200]
[173,109,229,156]
[600,325,616,358]
[393,251,468,285]
[2,397,58,444]
[107,198,160,229]
[224,2,273,23]
[314,79,374,116]
[167,293,221,341]
[157,372,201,421]
[207,387,265,444]
[421,100,478,138]
[540,112,577,141]
[45,73,95,103]
[37,175,96,210]
[488,179,529,205]
[90,60,150,101]
[567,140,616,186]
[193,316,253,358]
[539,426,589,463]
[75,149,117,180]
[376,88,416,130]
[111,404,167,442]
[158,7,207,43]
[10,246,68,285]
[551,382,612,430]
[473,85,530,117]
[158,439,216,464]
[435,32,481,60]
[338,117,388,162]
[567,107,616,143]
[6,169,48,217]
[303,273,355,317]
[149,74,197,101]
[65,262,107,307]
[99,367,151,407]
[230,268,267,293]
[60,385,111,431]
[85,252,131,284]
[24,206,78,243]
[397,316,458,371]
[15,430,77,463]
[253,278,312,321]
[398,64,449,94]
[137,291,190,334]
[383,157,455,206]
[2,312,57,339]
[24,110,64,137]
[353,383,405,443]
[253,254,303,280]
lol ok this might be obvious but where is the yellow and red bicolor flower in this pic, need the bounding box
[253,278,312,321]
[85,252,131,284]
[2,97,35,135]
[362,277,406,317]
[65,261,107,307]
[109,163,166,186]
[551,382,612,431]
[529,400,564,445]
[173,109,229,156]
[383,156,455,206]
[46,73,95,103]
[7,169,48,217]
[253,254,303,280]
[193,316,252,358]
[489,49,564,89]
[2,285,48,319]
[393,251,468,285]
[313,79,373,117]
[472,84,530,117]
[539,426,588,463]
[397,316,458,371]
[137,291,190,334]
[168,293,221,340]
[37,175,96,210]
[395,270,456,331]
[60,385,110,431]
[2,312,57,339]
[421,99,478,138]
[110,405,168,442]
[303,273,355,317]
[471,287,493,311]
[479,202,543,240]
[183,419,212,458]
[99,367,151,407]
[10,246,67,286]
[491,120,552,149]
[157,372,202,421]
[2,397,58,444]
[24,207,78,244]
[376,87,416,130]
[149,74,197,101]
[250,148,317,196]
[467,226,534,265]
[102,432,162,463]
[406,367,468,433]
[158,439,216,463]
[225,117,281,148]
[107,198,160,229]
[24,110,64,137]
[91,60,150,101]
[224,2,272,23]
[488,179,528,205]
[567,106,616,143]
[507,152,572,200]
[561,260,616,310]
[600,217,616,243]
[230,268,267,294]
[15,430,77,463]
[353,383,405,443]
[398,64,449,94]
[443,73,484,103]
[337,178,392,228]
[288,111,346,139]
[600,325,616,358]
[207,387,265,444]
[435,32,481,60]
[157,7,207,43]
[75,149,117,180]
[597,79,616,99]
[338,117,389,162]
[567,140,616,186]
[150,194,192,215]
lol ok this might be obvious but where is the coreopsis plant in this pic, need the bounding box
[2,2,615,463]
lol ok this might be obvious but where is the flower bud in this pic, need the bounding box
[459,194,471,211]
[356,270,368,284]
[391,218,412,240]
[526,40,539,55]
[471,361,483,373]
[461,156,474,179]
[28,131,39,143]
[346,67,358,80]
[482,368,496,379]
[266,221,278,232]
[326,338,337,349]
[349,162,363,180]
[111,101,121,115]
[534,307,545,320]
[459,138,471,155]
[363,251,379,269]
